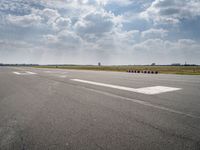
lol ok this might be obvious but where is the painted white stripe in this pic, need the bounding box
[26,71,37,75]
[135,86,181,95]
[13,71,37,75]
[13,72,21,75]
[71,79,181,95]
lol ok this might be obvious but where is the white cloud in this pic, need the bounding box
[58,30,82,44]
[95,0,132,6]
[74,10,115,35]
[0,0,34,14]
[0,39,33,49]
[6,14,42,27]
[141,28,168,39]
[1,0,200,64]
[40,8,60,21]
[43,30,83,51]
[178,39,196,45]
[5,7,72,31]
[43,34,58,43]
[36,8,71,30]
[132,38,200,64]
[141,0,200,24]
[55,17,71,29]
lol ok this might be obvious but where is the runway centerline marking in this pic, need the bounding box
[71,79,181,95]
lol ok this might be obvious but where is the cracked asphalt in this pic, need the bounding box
[0,67,200,150]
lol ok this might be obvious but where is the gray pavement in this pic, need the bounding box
[0,67,200,150]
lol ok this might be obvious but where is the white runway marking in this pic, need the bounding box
[13,72,21,75]
[43,70,67,77]
[71,79,181,95]
[135,86,181,95]
[26,71,37,75]
[13,71,37,75]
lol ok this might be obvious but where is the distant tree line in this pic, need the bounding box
[170,63,198,66]
[0,63,198,67]
[0,63,39,66]
[151,63,198,66]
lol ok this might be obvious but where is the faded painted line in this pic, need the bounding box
[71,79,181,95]
[43,71,52,73]
[59,75,67,78]
[85,87,200,119]
[26,71,37,75]
[43,70,67,74]
[13,72,21,75]
[13,71,37,75]
[41,70,67,78]
[43,70,67,77]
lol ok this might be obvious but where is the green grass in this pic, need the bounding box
[35,65,200,75]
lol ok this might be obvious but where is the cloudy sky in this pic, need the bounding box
[0,0,200,65]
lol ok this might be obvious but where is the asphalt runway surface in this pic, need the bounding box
[0,67,200,150]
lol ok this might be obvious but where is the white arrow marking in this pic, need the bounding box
[71,79,181,95]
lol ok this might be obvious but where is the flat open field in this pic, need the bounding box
[35,65,200,75]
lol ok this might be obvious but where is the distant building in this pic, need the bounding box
[151,63,156,66]
[98,62,101,66]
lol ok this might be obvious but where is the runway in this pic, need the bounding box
[0,67,200,150]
